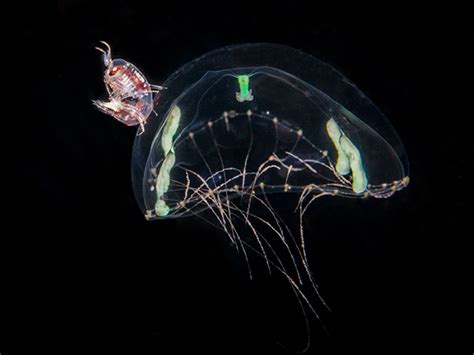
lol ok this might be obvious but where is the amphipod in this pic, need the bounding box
[92,41,164,134]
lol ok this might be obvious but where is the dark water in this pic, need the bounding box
[4,2,471,355]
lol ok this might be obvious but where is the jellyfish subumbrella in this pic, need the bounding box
[128,43,409,339]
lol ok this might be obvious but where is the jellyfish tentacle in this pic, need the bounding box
[245,156,281,221]
[208,117,239,246]
[240,110,255,204]
[182,168,252,277]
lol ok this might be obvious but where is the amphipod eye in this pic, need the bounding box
[109,66,120,76]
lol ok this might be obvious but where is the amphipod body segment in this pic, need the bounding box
[92,41,165,135]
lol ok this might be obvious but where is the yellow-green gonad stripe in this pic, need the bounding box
[154,152,176,216]
[339,135,367,193]
[154,105,181,216]
[161,106,181,155]
[326,118,368,193]
[326,118,350,175]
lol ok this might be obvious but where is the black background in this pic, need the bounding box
[3,2,471,355]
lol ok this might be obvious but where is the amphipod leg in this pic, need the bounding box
[137,113,146,135]
[127,104,147,135]
[150,84,167,91]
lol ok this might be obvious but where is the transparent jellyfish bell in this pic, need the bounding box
[132,43,409,220]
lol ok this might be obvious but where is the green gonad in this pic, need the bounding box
[326,118,368,193]
[154,105,181,216]
[235,75,254,102]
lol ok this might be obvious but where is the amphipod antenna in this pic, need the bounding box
[95,41,112,67]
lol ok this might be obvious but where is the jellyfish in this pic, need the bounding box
[95,43,409,348]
